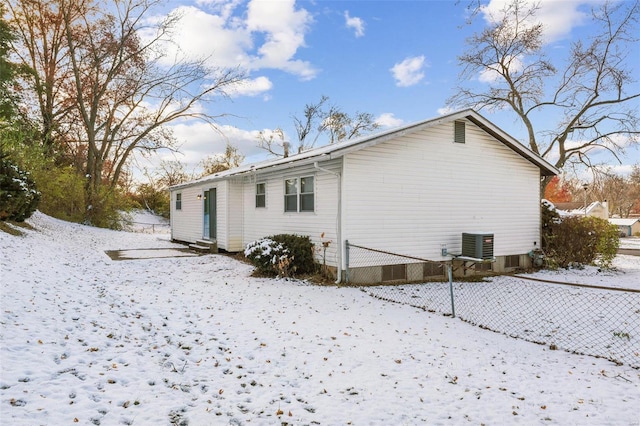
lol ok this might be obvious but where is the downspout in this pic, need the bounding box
[314,161,342,284]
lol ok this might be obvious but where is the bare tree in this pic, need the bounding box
[156,160,192,189]
[259,95,380,157]
[200,143,244,176]
[449,0,640,193]
[293,95,330,150]
[589,165,640,217]
[11,0,244,224]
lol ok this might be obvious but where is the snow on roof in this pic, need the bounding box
[171,109,558,190]
[552,201,606,217]
[609,218,640,226]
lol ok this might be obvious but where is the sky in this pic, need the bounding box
[1,211,639,424]
[134,0,640,179]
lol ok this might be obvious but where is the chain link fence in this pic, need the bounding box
[123,221,171,234]
[348,242,640,369]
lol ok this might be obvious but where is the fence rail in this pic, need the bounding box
[125,221,170,233]
[348,242,640,368]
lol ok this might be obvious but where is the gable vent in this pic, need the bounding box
[454,120,466,144]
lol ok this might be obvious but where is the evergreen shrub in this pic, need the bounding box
[244,234,317,277]
[542,202,619,269]
[0,155,40,221]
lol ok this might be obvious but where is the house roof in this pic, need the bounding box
[170,109,559,190]
[553,201,606,217]
[609,218,640,226]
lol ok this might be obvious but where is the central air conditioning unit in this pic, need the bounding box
[462,233,494,260]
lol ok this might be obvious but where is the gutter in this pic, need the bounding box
[314,161,342,284]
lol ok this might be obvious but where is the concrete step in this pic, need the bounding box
[189,239,218,253]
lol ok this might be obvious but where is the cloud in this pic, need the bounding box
[227,76,273,98]
[145,0,317,88]
[160,121,268,167]
[481,0,593,44]
[390,55,427,87]
[376,113,404,128]
[344,11,365,37]
[246,0,317,80]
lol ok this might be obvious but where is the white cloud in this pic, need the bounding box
[160,121,268,168]
[246,0,317,80]
[344,11,365,37]
[376,113,404,128]
[481,0,593,44]
[390,56,427,87]
[194,0,244,20]
[227,76,273,98]
[149,6,252,69]
[144,1,317,89]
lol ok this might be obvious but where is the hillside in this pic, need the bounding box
[1,212,639,425]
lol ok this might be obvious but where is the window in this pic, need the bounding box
[284,176,314,212]
[505,255,520,268]
[255,183,266,208]
[284,179,298,212]
[175,193,182,210]
[454,120,465,144]
[382,264,407,282]
[300,177,314,212]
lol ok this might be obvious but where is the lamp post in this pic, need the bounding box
[582,183,588,217]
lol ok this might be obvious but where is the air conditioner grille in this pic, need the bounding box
[462,233,494,259]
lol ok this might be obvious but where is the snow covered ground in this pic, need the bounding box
[620,236,640,250]
[120,209,170,234]
[1,212,639,425]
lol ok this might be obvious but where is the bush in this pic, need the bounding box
[244,234,317,277]
[269,234,316,274]
[542,205,619,269]
[34,165,85,223]
[0,155,40,221]
[130,183,170,218]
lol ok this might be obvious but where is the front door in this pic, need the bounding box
[203,188,217,240]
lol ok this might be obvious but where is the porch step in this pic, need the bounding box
[189,239,218,253]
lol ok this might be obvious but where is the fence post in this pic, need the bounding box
[345,240,350,284]
[448,262,455,318]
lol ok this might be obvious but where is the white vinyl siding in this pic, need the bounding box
[242,162,340,267]
[226,180,244,251]
[342,119,540,265]
[170,181,238,251]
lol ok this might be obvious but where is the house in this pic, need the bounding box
[609,218,640,237]
[553,201,609,219]
[169,109,558,283]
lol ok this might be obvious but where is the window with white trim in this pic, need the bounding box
[284,176,314,212]
[255,183,266,208]
[175,193,182,210]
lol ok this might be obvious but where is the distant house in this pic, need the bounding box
[169,109,557,283]
[553,201,609,220]
[609,218,640,237]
